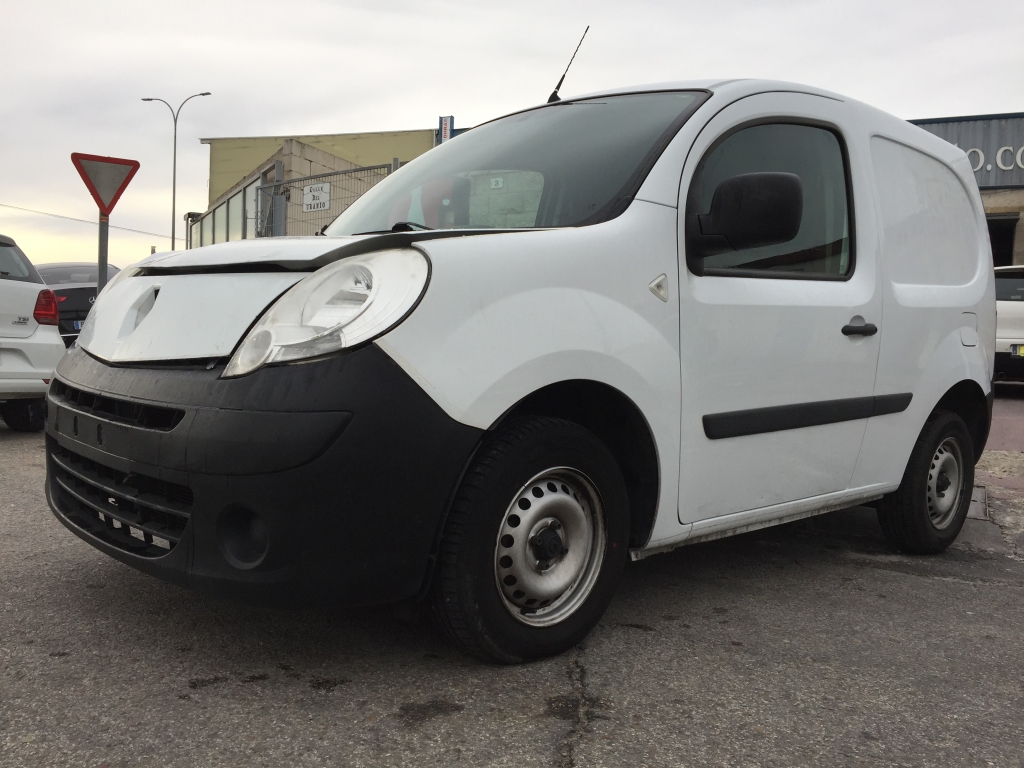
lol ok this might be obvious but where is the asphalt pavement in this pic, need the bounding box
[2,390,1024,767]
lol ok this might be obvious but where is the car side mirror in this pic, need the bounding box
[686,172,803,274]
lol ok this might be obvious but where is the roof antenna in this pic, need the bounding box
[548,26,589,103]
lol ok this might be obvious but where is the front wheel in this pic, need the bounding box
[431,417,629,663]
[877,409,974,554]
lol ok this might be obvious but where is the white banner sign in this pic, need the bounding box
[302,182,331,212]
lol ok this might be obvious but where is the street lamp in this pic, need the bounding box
[142,92,211,251]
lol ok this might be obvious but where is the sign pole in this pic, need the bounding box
[98,213,110,292]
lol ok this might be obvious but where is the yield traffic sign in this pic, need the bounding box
[71,152,140,291]
[71,153,140,216]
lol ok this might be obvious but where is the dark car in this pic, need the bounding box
[35,262,120,347]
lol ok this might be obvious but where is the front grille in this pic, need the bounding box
[50,380,185,431]
[48,437,193,557]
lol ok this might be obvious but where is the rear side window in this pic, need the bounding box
[36,264,120,285]
[0,244,43,284]
[870,137,979,287]
[686,123,852,278]
[996,271,1024,301]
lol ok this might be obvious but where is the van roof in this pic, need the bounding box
[560,78,846,103]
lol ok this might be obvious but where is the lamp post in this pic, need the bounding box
[142,92,211,251]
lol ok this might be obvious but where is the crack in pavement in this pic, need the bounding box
[976,450,1024,561]
[556,646,590,768]
[844,557,1024,588]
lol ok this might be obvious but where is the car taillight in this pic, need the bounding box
[33,289,60,326]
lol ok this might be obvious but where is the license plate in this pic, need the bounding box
[73,321,83,330]
[1012,345,1023,357]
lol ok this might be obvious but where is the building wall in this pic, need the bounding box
[201,130,436,206]
[209,138,360,211]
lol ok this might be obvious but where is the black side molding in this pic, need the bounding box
[703,393,913,440]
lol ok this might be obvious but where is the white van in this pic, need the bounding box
[45,80,995,662]
[994,265,1024,381]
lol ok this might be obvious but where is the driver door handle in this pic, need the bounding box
[842,323,878,337]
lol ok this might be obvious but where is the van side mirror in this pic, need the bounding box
[686,172,803,274]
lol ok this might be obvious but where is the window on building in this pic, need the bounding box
[201,213,213,247]
[228,192,243,242]
[988,215,1018,268]
[245,181,258,240]
[214,203,227,244]
[190,220,201,249]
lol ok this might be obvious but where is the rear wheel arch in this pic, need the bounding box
[491,380,660,548]
[932,379,991,463]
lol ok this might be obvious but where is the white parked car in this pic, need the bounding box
[0,235,66,432]
[994,265,1024,381]
[45,80,995,662]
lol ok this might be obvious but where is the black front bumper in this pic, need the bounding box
[44,345,482,606]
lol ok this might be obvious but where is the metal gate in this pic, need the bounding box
[256,164,391,237]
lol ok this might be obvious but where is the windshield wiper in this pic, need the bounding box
[390,221,433,232]
[352,221,435,236]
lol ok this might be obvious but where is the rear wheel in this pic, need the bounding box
[877,410,974,554]
[431,417,629,663]
[0,398,46,432]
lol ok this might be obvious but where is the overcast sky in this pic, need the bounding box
[3,0,1023,265]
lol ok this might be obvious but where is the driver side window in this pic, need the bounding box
[685,123,853,278]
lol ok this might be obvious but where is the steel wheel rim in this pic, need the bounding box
[494,467,606,627]
[926,437,964,530]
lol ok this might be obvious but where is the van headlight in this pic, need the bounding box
[222,248,429,378]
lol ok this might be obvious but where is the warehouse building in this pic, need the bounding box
[913,112,1024,266]
[187,118,461,247]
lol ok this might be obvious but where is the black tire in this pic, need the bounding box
[0,398,46,432]
[431,417,630,663]
[877,409,974,554]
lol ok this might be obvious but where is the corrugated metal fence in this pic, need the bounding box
[255,164,392,237]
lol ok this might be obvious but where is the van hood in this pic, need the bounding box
[140,236,361,270]
[77,231,502,364]
[137,229,504,273]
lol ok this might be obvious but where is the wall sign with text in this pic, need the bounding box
[914,114,1024,189]
[302,182,331,212]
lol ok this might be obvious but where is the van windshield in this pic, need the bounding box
[325,91,704,236]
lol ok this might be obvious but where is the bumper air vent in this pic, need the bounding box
[47,437,193,557]
[50,380,185,431]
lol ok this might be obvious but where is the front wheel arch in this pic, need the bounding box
[489,380,659,549]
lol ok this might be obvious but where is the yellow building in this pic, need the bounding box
[188,127,440,247]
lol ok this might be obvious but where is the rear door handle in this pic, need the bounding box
[842,323,877,336]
